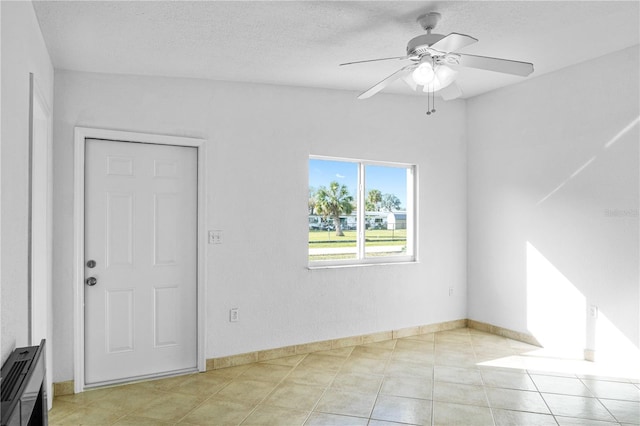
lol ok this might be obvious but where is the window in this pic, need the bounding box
[308,156,416,266]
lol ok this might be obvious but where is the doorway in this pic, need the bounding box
[73,128,206,391]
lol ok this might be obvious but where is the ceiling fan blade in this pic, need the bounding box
[437,81,463,100]
[340,56,411,66]
[457,53,534,76]
[357,65,416,99]
[429,33,478,53]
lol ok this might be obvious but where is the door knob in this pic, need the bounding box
[86,277,97,286]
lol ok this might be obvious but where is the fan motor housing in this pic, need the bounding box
[407,34,446,56]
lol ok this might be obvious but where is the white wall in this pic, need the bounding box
[52,71,467,381]
[1,1,54,364]
[467,46,639,357]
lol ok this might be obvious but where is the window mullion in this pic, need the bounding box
[406,166,415,258]
[357,162,365,260]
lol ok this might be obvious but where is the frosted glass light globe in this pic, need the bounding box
[412,62,435,85]
[422,64,458,92]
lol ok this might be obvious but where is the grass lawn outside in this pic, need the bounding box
[309,229,407,261]
[309,229,407,248]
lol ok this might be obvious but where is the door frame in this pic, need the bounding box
[73,127,207,393]
[29,73,54,408]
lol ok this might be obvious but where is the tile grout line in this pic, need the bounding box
[526,368,560,426]
[168,360,297,425]
[238,353,317,425]
[301,349,350,425]
[575,375,625,424]
[480,334,500,426]
[367,337,398,424]
[468,328,497,426]
[169,372,242,425]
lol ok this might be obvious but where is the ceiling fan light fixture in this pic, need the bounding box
[436,64,457,88]
[412,59,436,85]
[422,64,457,92]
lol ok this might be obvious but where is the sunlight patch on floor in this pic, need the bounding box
[477,350,640,382]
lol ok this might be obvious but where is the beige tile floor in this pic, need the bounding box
[49,328,640,425]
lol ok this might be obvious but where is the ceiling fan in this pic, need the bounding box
[340,12,534,102]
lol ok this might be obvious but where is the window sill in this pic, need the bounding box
[307,260,418,270]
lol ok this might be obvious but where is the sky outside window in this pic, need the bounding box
[364,164,407,210]
[309,159,357,199]
[309,159,407,209]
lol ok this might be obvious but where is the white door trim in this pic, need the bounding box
[73,127,207,393]
[29,73,54,409]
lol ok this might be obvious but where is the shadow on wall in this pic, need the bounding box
[526,116,640,364]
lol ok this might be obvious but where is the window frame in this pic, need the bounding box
[308,155,418,268]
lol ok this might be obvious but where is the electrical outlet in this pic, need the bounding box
[589,305,598,318]
[229,308,239,322]
[208,230,223,244]
[449,287,454,296]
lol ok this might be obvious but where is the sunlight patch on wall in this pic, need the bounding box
[603,116,639,149]
[536,156,596,206]
[536,116,639,207]
[526,242,586,358]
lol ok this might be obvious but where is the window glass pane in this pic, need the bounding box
[309,159,358,262]
[309,157,415,266]
[364,165,408,258]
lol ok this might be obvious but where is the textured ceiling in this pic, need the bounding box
[32,1,640,99]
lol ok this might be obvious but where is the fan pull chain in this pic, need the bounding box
[426,85,436,116]
[432,87,436,114]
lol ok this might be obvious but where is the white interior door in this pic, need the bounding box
[84,139,198,386]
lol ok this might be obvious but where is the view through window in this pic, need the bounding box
[309,157,415,265]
